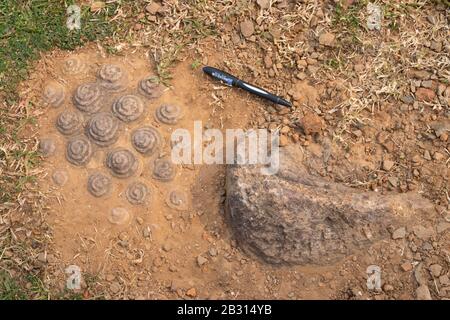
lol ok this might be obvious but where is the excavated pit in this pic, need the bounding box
[40,56,191,220]
[35,48,436,296]
[36,49,226,278]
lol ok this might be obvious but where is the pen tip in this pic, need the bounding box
[279,100,293,108]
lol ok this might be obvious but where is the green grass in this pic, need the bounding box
[26,273,50,300]
[0,270,88,300]
[0,0,126,103]
[333,0,370,30]
[333,2,363,30]
[0,0,133,300]
[332,0,367,49]
[0,0,130,210]
[191,59,201,70]
[0,271,27,300]
[325,58,341,69]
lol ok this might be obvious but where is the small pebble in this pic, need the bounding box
[186,287,197,297]
[383,284,394,292]
[109,282,121,294]
[162,242,172,252]
[143,226,151,238]
[318,32,335,46]
[145,2,161,14]
[433,152,444,161]
[209,247,218,257]
[392,227,406,239]
[429,264,442,277]
[382,160,395,171]
[240,20,254,38]
[279,135,289,147]
[401,262,413,272]
[415,285,432,300]
[52,169,68,186]
[197,255,207,267]
[439,275,449,286]
[388,177,398,187]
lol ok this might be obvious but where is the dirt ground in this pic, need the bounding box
[2,0,449,300]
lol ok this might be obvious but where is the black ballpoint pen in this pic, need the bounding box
[202,66,293,108]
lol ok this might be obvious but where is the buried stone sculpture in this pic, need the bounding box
[39,57,191,225]
[112,94,145,123]
[86,112,120,147]
[39,138,56,157]
[56,110,84,136]
[226,144,434,265]
[61,56,87,77]
[66,136,92,166]
[138,76,164,99]
[43,81,65,107]
[88,172,112,197]
[97,64,128,92]
[155,104,183,125]
[166,189,189,211]
[152,157,176,182]
[125,181,149,205]
[106,148,139,178]
[73,82,102,114]
[131,126,162,156]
